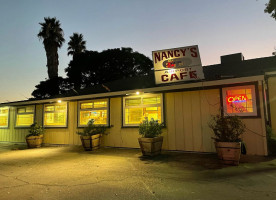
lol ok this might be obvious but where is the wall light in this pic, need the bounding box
[136,91,140,95]
[57,100,62,103]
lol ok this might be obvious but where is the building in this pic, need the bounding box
[0,53,276,156]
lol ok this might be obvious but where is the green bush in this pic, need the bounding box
[139,118,164,138]
[209,114,245,142]
[76,119,107,136]
[26,122,44,138]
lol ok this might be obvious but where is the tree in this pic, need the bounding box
[265,0,276,20]
[31,77,72,99]
[38,17,65,79]
[65,47,153,89]
[67,33,86,56]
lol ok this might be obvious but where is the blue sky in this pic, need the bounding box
[0,0,275,102]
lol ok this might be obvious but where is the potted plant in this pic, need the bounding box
[209,114,246,165]
[76,119,107,151]
[138,118,164,156]
[26,122,44,148]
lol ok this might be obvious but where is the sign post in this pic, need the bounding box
[152,45,204,84]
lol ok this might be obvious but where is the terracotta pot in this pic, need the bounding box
[80,134,101,151]
[26,135,43,148]
[138,136,163,156]
[215,142,241,165]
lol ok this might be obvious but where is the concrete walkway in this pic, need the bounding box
[0,143,276,200]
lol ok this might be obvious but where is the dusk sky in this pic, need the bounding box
[0,0,275,103]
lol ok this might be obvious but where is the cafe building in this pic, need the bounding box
[0,46,276,156]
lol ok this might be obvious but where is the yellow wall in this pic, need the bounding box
[268,76,276,134]
[0,86,268,155]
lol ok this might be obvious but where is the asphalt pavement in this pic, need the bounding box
[0,143,276,200]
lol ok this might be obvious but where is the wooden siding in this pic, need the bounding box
[0,86,268,155]
[268,76,276,133]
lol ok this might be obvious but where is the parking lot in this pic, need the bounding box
[0,143,276,200]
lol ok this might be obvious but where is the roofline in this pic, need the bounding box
[0,75,264,106]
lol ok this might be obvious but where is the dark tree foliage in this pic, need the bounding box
[32,47,152,99]
[31,77,72,99]
[67,33,86,56]
[38,17,65,79]
[265,0,276,20]
[65,47,153,89]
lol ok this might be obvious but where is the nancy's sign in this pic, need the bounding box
[152,45,204,84]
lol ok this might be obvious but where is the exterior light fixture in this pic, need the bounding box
[136,91,140,95]
[57,100,62,103]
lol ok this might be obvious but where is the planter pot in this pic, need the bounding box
[215,142,241,165]
[26,135,43,148]
[138,136,163,156]
[80,134,101,151]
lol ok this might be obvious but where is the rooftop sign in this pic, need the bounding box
[152,45,204,84]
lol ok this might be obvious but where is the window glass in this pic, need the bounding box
[222,85,257,116]
[80,103,93,109]
[44,103,67,127]
[79,99,108,126]
[80,110,107,125]
[125,98,141,106]
[94,101,107,108]
[123,94,163,126]
[143,97,161,105]
[16,106,35,127]
[45,105,55,112]
[0,107,9,128]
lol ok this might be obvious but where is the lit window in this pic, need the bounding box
[0,107,9,128]
[222,85,257,116]
[44,103,67,127]
[16,105,35,127]
[123,94,163,126]
[78,99,109,127]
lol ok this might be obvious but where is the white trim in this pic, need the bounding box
[0,107,9,128]
[43,102,68,128]
[1,75,265,106]
[78,98,109,127]
[15,105,35,128]
[123,93,164,127]
[222,85,258,117]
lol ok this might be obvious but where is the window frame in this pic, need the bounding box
[122,93,164,127]
[78,98,109,127]
[15,105,36,128]
[43,102,68,128]
[222,84,258,117]
[0,107,10,129]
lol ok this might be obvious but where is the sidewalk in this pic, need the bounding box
[0,143,276,200]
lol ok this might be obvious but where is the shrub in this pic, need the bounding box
[26,122,44,138]
[139,118,164,138]
[76,119,107,136]
[209,114,245,142]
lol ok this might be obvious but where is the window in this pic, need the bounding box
[123,93,163,126]
[78,99,109,127]
[222,85,258,117]
[43,103,68,127]
[0,107,9,128]
[16,105,35,127]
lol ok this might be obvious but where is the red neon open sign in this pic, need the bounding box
[227,95,247,103]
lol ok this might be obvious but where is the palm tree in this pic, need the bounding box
[67,33,86,56]
[38,17,65,79]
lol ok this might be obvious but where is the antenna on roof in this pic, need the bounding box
[20,93,29,100]
[102,84,111,92]
[72,89,79,95]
